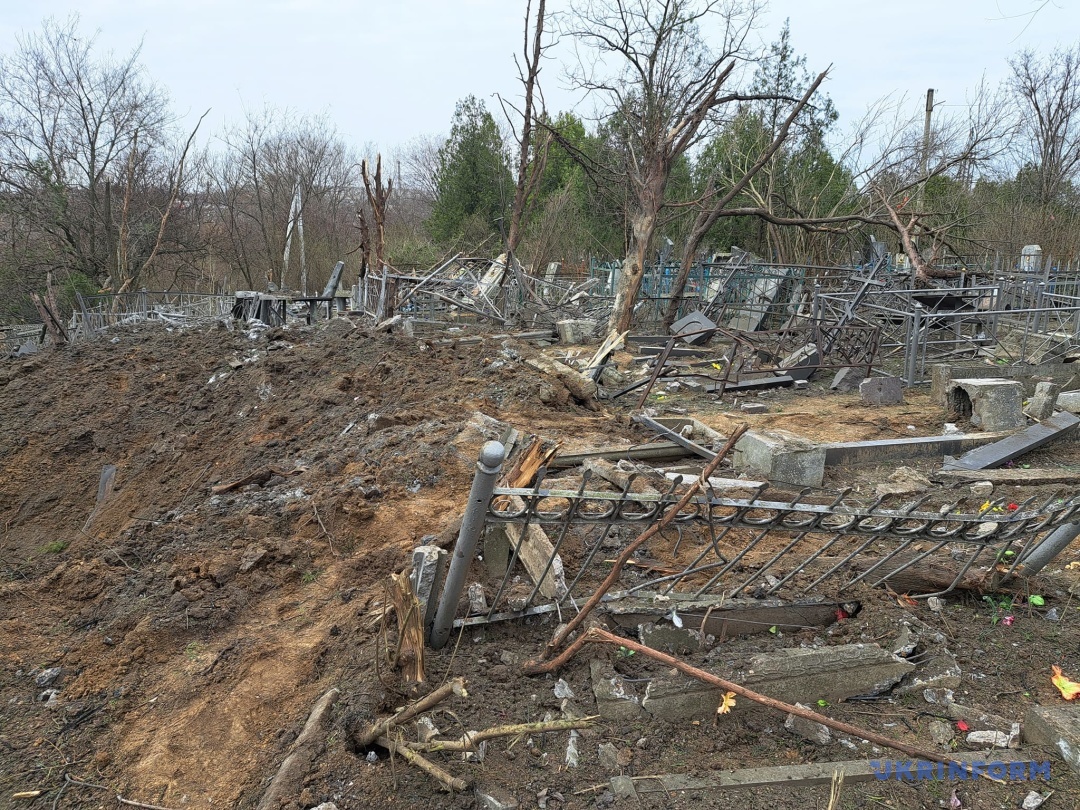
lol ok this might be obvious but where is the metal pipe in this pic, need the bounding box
[1018,523,1080,576]
[429,441,506,649]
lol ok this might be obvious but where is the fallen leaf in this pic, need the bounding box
[716,691,737,715]
[1052,665,1080,700]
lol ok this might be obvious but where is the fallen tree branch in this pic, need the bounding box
[523,424,748,672]
[579,628,1001,781]
[256,687,340,810]
[354,677,467,748]
[377,735,469,792]
[409,716,599,753]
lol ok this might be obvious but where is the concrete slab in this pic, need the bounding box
[611,751,1045,796]
[590,660,644,721]
[943,411,1080,471]
[1024,706,1080,774]
[734,429,826,487]
[822,432,1012,466]
[640,643,914,722]
[670,311,717,345]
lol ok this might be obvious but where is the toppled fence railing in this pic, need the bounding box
[444,471,1080,623]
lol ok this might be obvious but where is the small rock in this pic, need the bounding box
[475,787,520,810]
[310,804,339,810]
[598,742,620,771]
[416,716,440,743]
[926,597,946,613]
[942,423,964,435]
[34,667,62,687]
[365,751,378,763]
[965,729,1011,748]
[784,704,831,745]
[467,583,489,615]
[929,720,954,747]
[970,481,994,499]
[892,625,920,657]
[740,403,767,414]
[553,679,575,700]
[923,688,955,705]
[1022,790,1048,809]
[1045,607,1060,621]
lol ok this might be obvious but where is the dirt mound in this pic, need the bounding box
[3,320,1080,810]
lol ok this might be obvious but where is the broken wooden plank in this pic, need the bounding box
[490,502,567,600]
[611,750,1042,796]
[942,411,1080,471]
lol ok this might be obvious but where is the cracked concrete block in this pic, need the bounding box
[946,378,1025,431]
[639,622,701,654]
[894,650,962,695]
[734,429,825,487]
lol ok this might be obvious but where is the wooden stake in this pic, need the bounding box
[389,571,425,684]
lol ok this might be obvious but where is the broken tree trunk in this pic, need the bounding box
[389,571,426,683]
[524,355,598,405]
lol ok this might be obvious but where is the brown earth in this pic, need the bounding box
[2,319,1080,810]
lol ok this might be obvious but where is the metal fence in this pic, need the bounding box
[71,291,235,339]
[470,472,1080,620]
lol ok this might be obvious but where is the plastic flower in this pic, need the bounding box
[1001,615,1015,626]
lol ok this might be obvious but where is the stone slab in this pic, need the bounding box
[1028,382,1062,421]
[670,310,718,345]
[943,411,1080,471]
[590,659,644,721]
[611,751,1044,796]
[860,376,904,406]
[1024,706,1080,774]
[821,432,1012,466]
[640,643,914,722]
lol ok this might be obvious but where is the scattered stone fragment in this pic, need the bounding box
[929,720,954,747]
[34,667,61,687]
[793,380,810,394]
[1022,790,1048,809]
[740,403,767,414]
[310,804,339,810]
[830,366,866,392]
[475,786,520,810]
[875,467,931,497]
[1027,381,1062,421]
[891,625,919,657]
[927,597,947,613]
[965,730,1011,748]
[970,481,994,499]
[467,583,488,615]
[784,703,831,745]
[598,742,620,771]
[415,716,440,743]
[553,679,575,700]
[942,423,964,435]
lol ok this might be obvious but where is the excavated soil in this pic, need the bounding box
[3,319,1080,810]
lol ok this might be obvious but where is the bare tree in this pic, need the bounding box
[0,15,179,290]
[504,0,550,254]
[563,0,767,332]
[1009,44,1080,205]
[361,155,394,273]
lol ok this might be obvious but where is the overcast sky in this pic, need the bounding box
[0,0,1075,154]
